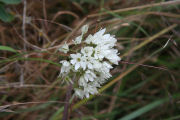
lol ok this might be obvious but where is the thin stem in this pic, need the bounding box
[62,75,76,120]
[22,0,27,50]
[120,60,168,71]
[20,0,27,86]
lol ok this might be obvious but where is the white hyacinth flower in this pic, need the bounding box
[78,70,96,87]
[59,25,121,99]
[60,60,71,74]
[73,35,82,45]
[81,24,89,34]
[84,84,98,98]
[84,56,95,69]
[73,24,89,45]
[70,53,86,70]
[74,88,85,99]
[78,76,87,87]
[81,46,94,57]
[58,42,69,53]
[84,70,97,82]
[105,49,121,65]
[94,46,105,60]
[85,28,106,45]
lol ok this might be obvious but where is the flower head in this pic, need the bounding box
[59,24,121,99]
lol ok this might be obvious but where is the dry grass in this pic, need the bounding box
[0,0,180,120]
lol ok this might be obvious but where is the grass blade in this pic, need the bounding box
[118,94,180,120]
[0,45,17,53]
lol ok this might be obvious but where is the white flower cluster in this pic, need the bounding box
[59,25,121,99]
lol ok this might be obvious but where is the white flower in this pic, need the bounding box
[84,56,95,69]
[73,24,89,45]
[85,28,117,48]
[85,28,106,45]
[81,46,94,57]
[79,76,87,87]
[94,28,106,37]
[75,85,98,99]
[60,60,71,74]
[74,88,85,99]
[59,26,121,99]
[84,57,102,70]
[81,24,89,34]
[105,49,121,65]
[96,72,111,84]
[107,54,121,65]
[84,70,97,82]
[91,59,102,69]
[101,34,117,48]
[84,34,93,44]
[70,53,86,70]
[78,70,97,87]
[76,86,98,99]
[96,61,112,80]
[58,42,69,53]
[94,46,105,60]
[73,35,82,44]
[90,81,101,88]
[83,84,98,98]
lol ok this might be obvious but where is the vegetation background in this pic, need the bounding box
[0,0,180,120]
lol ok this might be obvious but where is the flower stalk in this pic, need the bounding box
[62,75,76,120]
[59,24,121,119]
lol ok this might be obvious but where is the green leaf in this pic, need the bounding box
[119,99,168,120]
[0,0,21,4]
[0,4,14,22]
[0,45,17,53]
